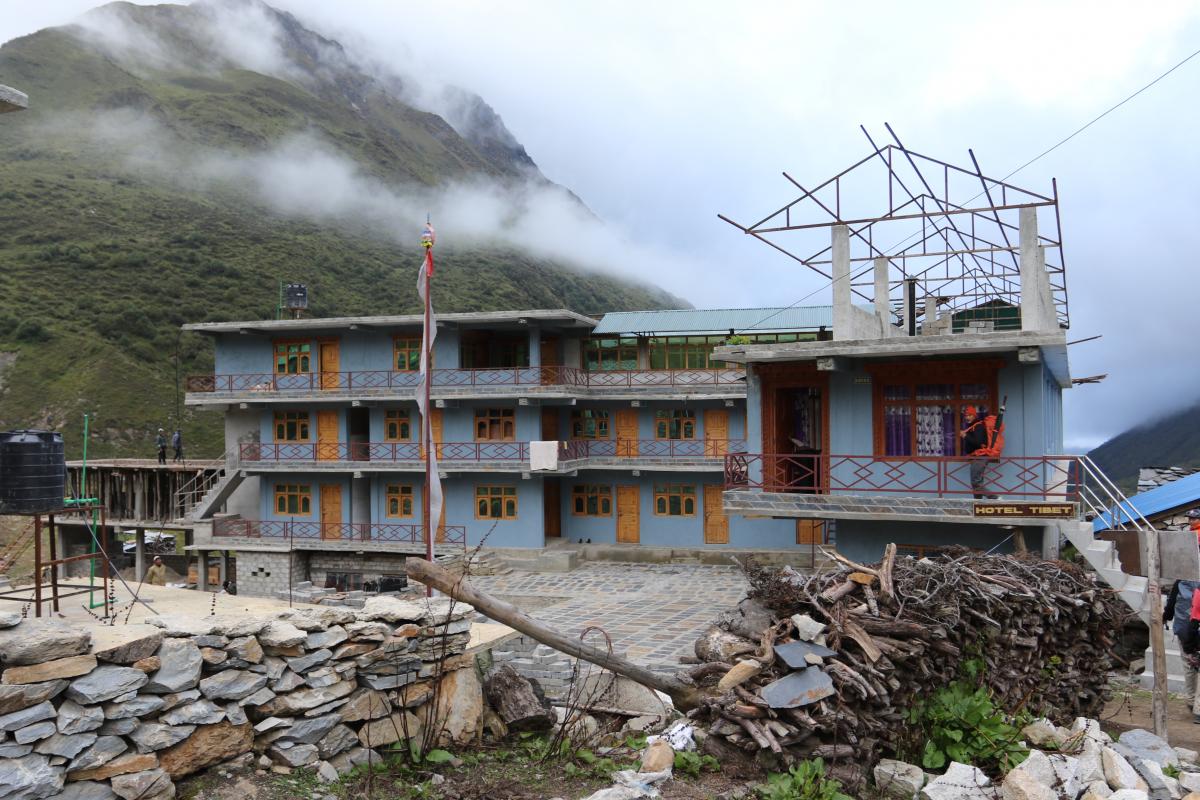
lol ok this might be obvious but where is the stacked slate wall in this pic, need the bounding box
[0,597,483,800]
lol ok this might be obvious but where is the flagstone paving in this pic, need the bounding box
[470,563,749,671]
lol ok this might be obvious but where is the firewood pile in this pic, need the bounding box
[684,544,1127,768]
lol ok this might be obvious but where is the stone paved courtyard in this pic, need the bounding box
[469,562,749,671]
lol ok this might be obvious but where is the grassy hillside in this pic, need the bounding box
[0,3,679,460]
[1088,403,1200,492]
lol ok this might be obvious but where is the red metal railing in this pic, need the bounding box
[240,442,530,462]
[566,439,747,459]
[724,453,1080,500]
[186,367,744,394]
[212,518,467,546]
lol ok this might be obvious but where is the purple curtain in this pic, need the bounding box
[884,407,911,456]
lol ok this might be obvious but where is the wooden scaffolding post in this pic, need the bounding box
[1146,528,1168,740]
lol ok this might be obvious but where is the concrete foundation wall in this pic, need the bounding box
[834,518,1042,563]
[235,549,308,597]
[307,552,409,590]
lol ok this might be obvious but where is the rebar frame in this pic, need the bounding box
[719,125,1068,329]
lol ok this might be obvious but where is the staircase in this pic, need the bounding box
[175,448,244,522]
[1058,455,1160,622]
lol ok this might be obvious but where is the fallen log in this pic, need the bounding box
[405,556,704,710]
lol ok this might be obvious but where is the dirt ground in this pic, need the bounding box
[1103,682,1200,752]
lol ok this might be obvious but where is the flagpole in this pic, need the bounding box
[421,236,435,597]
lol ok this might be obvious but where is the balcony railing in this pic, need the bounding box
[724,453,1081,501]
[239,440,747,465]
[240,442,530,463]
[566,439,747,459]
[212,517,467,547]
[186,367,744,394]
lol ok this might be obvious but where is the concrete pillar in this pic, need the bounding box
[218,551,227,586]
[831,225,852,340]
[197,550,209,591]
[873,257,892,334]
[1042,523,1061,560]
[527,327,540,367]
[1019,207,1057,332]
[134,478,145,522]
[922,297,938,336]
[55,527,67,580]
[134,527,146,580]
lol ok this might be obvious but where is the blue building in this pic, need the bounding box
[711,139,1143,585]
[181,307,829,596]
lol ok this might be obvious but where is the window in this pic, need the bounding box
[274,411,310,441]
[394,337,422,372]
[460,334,528,369]
[649,336,721,370]
[274,484,312,516]
[654,409,696,440]
[384,409,411,442]
[476,485,518,519]
[584,337,639,371]
[878,374,995,457]
[654,484,696,516]
[274,341,311,374]
[324,572,362,592]
[385,484,414,518]
[571,409,610,439]
[475,408,515,441]
[572,484,612,516]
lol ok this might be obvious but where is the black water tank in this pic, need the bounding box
[0,430,65,515]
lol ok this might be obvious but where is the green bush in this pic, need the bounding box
[904,681,1028,774]
[757,759,852,800]
[14,320,52,343]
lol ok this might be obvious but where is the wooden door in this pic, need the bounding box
[616,485,640,543]
[540,339,560,385]
[543,478,561,538]
[422,408,444,459]
[615,409,639,458]
[704,409,729,458]
[703,485,729,544]
[796,519,826,545]
[317,410,339,460]
[319,341,341,390]
[541,408,559,440]
[319,484,342,539]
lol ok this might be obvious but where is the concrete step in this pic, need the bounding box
[1097,567,1129,591]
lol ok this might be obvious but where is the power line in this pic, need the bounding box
[730,44,1200,336]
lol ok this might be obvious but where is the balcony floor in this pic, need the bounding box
[723,489,1077,527]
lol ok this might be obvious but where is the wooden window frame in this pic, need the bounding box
[584,337,639,371]
[385,484,414,518]
[654,409,696,440]
[475,485,518,520]
[867,360,1001,458]
[274,410,310,442]
[571,484,613,517]
[475,408,516,441]
[384,409,412,442]
[653,483,696,517]
[393,337,422,372]
[274,339,312,375]
[274,483,312,516]
[570,409,610,440]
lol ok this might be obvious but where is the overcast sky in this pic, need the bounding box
[4,1,1200,450]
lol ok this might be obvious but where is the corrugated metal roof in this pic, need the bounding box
[592,306,833,336]
[1094,470,1200,531]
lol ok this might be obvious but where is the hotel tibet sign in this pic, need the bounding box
[972,502,1077,519]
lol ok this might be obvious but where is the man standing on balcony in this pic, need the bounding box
[155,428,167,465]
[962,406,991,499]
[172,429,184,462]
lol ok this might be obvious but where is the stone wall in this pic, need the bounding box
[0,597,484,800]
[236,551,308,597]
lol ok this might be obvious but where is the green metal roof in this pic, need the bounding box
[592,306,833,336]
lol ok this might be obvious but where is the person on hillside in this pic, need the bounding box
[961,406,993,500]
[145,556,167,587]
[155,428,167,465]
[172,429,183,462]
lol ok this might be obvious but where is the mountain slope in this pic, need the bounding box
[1088,402,1200,492]
[0,0,681,459]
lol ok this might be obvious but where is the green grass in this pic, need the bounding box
[0,11,679,459]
